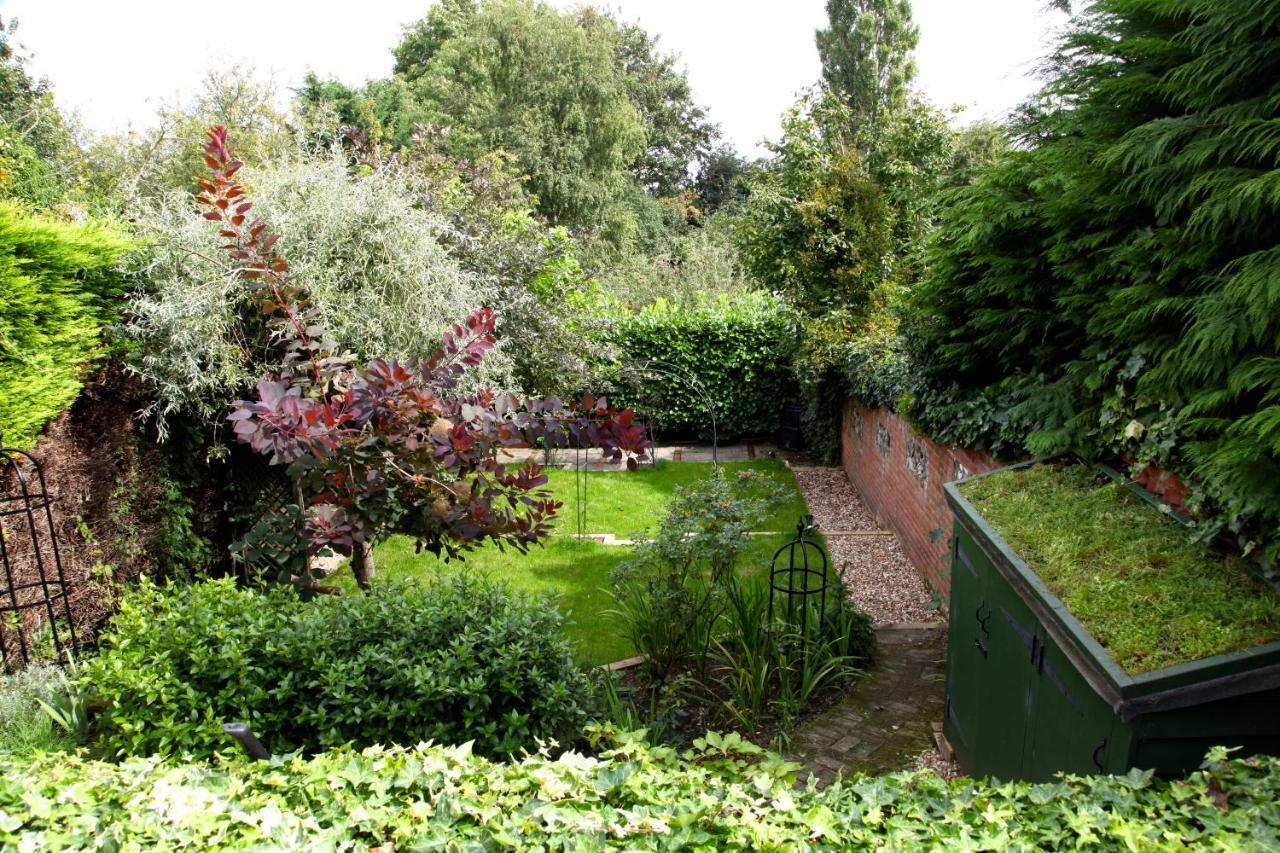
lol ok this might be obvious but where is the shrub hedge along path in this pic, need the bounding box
[787,623,948,785]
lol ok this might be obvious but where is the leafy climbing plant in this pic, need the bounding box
[197,126,648,588]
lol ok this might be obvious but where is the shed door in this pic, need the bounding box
[944,531,991,771]
[1022,629,1118,780]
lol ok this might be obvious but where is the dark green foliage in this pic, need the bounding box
[2,741,1280,848]
[0,204,130,448]
[598,294,797,441]
[105,428,218,580]
[908,0,1280,569]
[694,144,754,215]
[316,1,717,255]
[393,0,645,233]
[736,90,953,317]
[598,13,719,197]
[82,575,591,760]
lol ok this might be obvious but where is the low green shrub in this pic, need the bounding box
[597,293,797,441]
[81,575,591,760]
[0,736,1275,849]
[0,204,131,448]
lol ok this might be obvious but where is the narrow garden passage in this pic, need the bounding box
[788,462,951,783]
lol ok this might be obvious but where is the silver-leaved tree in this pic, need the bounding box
[195,126,649,590]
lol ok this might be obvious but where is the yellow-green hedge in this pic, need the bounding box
[0,204,130,448]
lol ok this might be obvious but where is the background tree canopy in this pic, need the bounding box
[301,0,721,256]
[815,0,918,131]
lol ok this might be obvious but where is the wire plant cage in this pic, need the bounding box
[768,514,829,642]
[0,445,79,673]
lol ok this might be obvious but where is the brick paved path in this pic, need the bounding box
[787,624,947,784]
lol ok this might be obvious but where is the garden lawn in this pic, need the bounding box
[337,459,815,665]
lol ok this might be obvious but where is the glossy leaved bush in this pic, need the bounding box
[80,576,591,760]
[598,293,797,442]
[0,736,1275,849]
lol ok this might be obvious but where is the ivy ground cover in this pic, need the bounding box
[334,459,813,665]
[2,736,1276,850]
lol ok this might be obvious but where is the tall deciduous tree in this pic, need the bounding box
[0,16,74,207]
[585,12,719,197]
[394,0,645,233]
[815,0,919,129]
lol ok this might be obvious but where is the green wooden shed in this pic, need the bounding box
[943,460,1280,782]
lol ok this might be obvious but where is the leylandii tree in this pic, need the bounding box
[195,126,648,589]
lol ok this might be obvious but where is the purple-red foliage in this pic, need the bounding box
[198,126,648,566]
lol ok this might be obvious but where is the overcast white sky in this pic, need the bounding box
[1,0,1066,157]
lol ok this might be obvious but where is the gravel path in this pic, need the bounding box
[792,466,944,626]
[908,748,959,780]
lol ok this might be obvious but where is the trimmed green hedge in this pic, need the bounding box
[0,735,1275,848]
[0,204,130,448]
[82,576,591,760]
[599,294,797,442]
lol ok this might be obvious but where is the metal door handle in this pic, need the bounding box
[974,638,988,658]
[1092,738,1107,771]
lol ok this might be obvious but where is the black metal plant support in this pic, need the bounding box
[768,515,829,645]
[622,359,720,470]
[0,444,79,673]
[573,430,589,539]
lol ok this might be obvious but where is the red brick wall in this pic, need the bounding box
[839,400,997,596]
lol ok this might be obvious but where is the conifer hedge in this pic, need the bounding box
[902,0,1280,568]
[0,204,130,448]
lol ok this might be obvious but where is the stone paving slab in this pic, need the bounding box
[495,442,783,470]
[787,624,948,786]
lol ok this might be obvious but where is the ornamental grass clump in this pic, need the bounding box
[959,463,1280,674]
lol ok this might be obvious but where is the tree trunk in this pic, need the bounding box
[350,539,376,591]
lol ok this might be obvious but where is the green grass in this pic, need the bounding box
[959,463,1280,674]
[337,459,815,666]
[544,458,811,538]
